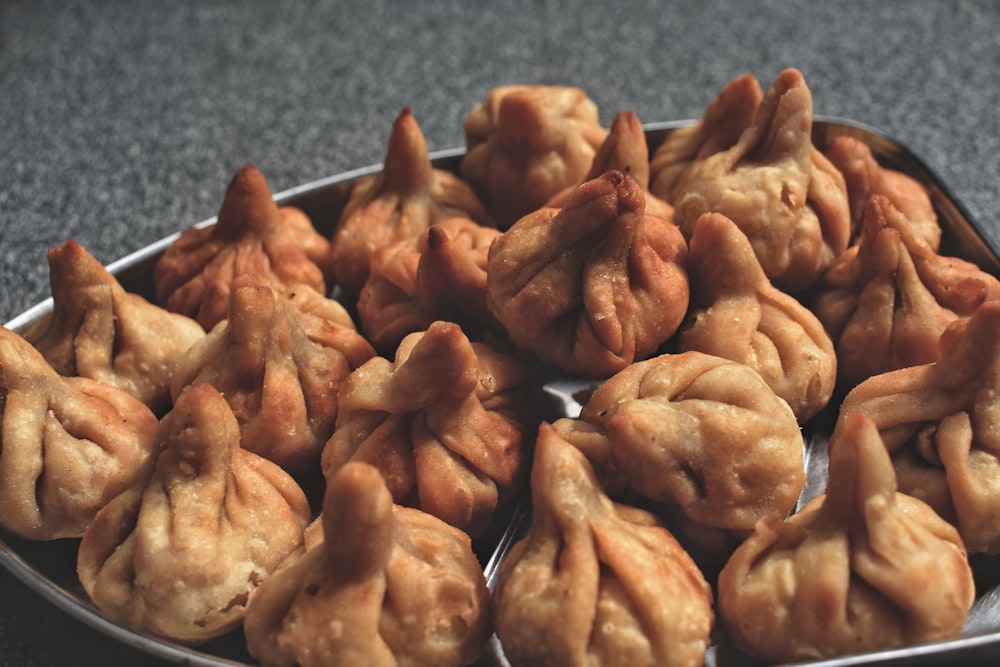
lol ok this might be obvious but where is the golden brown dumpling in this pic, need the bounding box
[77,383,311,645]
[677,212,836,422]
[718,412,974,663]
[170,273,375,474]
[811,195,1000,390]
[25,239,205,413]
[837,300,1000,554]
[554,350,805,560]
[321,320,532,538]
[414,218,502,331]
[545,110,673,220]
[357,217,503,354]
[649,72,762,204]
[332,107,494,295]
[824,135,941,249]
[461,84,608,227]
[487,170,689,378]
[153,163,334,331]
[673,68,851,292]
[0,326,159,540]
[244,461,491,667]
[493,422,714,667]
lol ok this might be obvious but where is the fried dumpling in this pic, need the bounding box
[25,239,205,413]
[487,170,689,378]
[170,273,375,474]
[0,326,159,540]
[811,194,1000,390]
[357,217,502,354]
[493,423,714,667]
[837,300,1000,554]
[77,383,311,645]
[414,218,502,331]
[676,212,836,423]
[332,107,494,295]
[824,135,941,249]
[673,68,851,292]
[545,110,674,220]
[717,412,974,663]
[244,461,491,667]
[321,320,531,538]
[649,72,762,204]
[153,163,335,330]
[461,84,608,227]
[554,350,805,560]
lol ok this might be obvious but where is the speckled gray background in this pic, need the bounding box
[1,0,998,665]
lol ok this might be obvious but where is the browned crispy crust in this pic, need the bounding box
[824,135,941,249]
[837,301,1000,553]
[554,350,805,561]
[331,107,494,295]
[673,68,851,292]
[649,72,763,204]
[153,163,334,330]
[0,325,159,540]
[170,273,375,474]
[812,194,1000,389]
[487,170,689,378]
[461,84,608,227]
[718,412,974,663]
[677,212,836,422]
[26,239,205,413]
[244,462,491,667]
[321,320,532,537]
[494,423,714,667]
[77,383,311,645]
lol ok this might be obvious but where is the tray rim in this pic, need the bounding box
[3,116,1000,667]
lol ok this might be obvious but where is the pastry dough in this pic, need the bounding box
[244,461,491,667]
[673,68,851,292]
[494,423,714,667]
[77,383,311,644]
[0,326,159,540]
[332,107,493,295]
[461,84,607,227]
[677,212,836,422]
[153,163,334,330]
[718,412,974,662]
[26,239,204,413]
[487,170,689,378]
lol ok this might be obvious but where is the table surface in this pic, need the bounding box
[2,0,999,665]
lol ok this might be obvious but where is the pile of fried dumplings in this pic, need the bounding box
[3,67,1000,667]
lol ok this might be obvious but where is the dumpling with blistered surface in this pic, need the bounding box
[811,194,1000,390]
[170,273,375,474]
[717,412,974,663]
[153,163,335,331]
[493,422,714,667]
[0,325,159,540]
[25,239,205,414]
[321,320,533,538]
[676,212,836,423]
[331,107,494,296]
[837,300,1000,554]
[243,461,491,667]
[649,72,762,205]
[554,350,805,561]
[461,84,608,228]
[487,170,689,379]
[672,68,851,292]
[76,383,312,645]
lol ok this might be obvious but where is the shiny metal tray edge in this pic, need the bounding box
[2,118,999,667]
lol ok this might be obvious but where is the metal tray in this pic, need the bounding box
[3,118,1000,667]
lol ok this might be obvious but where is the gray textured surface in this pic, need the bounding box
[1,0,999,665]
